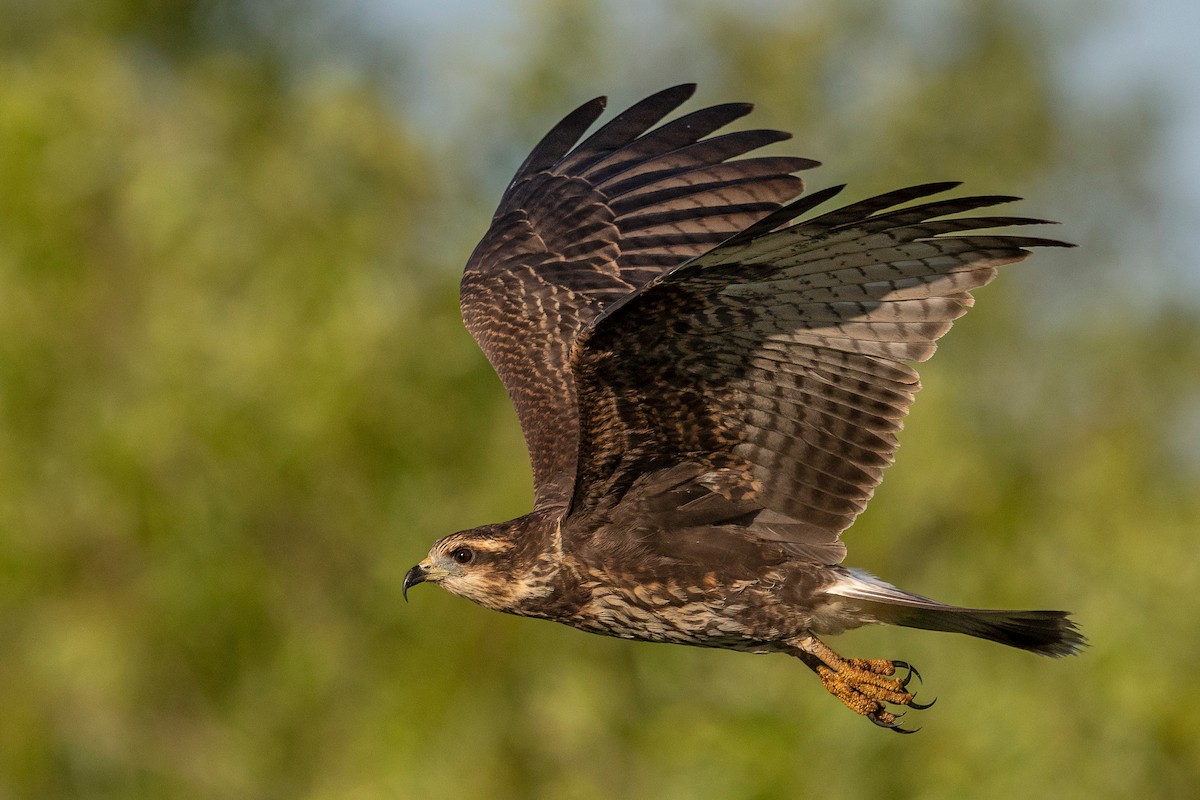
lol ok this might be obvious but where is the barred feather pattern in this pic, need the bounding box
[566,184,1071,562]
[460,84,813,508]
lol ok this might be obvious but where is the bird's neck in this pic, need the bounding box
[489,510,567,618]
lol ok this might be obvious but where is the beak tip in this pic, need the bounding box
[402,564,427,603]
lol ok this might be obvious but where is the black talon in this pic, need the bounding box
[868,711,920,734]
[868,713,896,730]
[908,694,937,711]
[892,660,922,688]
[868,710,905,729]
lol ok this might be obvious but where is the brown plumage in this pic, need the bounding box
[405,85,1084,732]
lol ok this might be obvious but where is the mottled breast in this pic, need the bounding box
[566,566,801,652]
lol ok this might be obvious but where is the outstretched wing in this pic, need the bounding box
[459,85,813,509]
[565,183,1072,563]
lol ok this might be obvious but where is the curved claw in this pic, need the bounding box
[908,694,937,711]
[868,714,896,730]
[868,711,921,734]
[868,710,905,729]
[891,660,923,688]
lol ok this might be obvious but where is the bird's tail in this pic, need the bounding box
[825,569,1085,657]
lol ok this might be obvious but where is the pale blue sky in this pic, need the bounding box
[367,0,1200,303]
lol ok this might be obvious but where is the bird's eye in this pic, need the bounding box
[451,547,474,565]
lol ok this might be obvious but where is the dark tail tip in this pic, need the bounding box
[969,609,1087,657]
[900,607,1087,657]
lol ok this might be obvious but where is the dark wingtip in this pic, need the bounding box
[921,180,964,193]
[665,82,698,98]
[508,93,610,184]
[629,83,697,114]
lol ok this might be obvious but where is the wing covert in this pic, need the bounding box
[460,85,812,508]
[564,184,1072,560]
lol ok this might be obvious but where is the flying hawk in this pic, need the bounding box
[404,85,1083,731]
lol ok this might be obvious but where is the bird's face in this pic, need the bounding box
[403,531,523,612]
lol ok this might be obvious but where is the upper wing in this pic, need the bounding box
[459,85,813,509]
[564,183,1072,562]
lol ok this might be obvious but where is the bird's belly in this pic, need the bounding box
[567,589,789,653]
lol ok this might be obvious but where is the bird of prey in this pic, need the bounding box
[404,84,1083,731]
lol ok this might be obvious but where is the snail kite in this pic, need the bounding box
[404,85,1083,731]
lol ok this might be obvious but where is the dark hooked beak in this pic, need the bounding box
[402,564,428,602]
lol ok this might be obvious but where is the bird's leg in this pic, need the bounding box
[789,635,933,733]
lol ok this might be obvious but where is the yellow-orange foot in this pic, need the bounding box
[790,636,934,733]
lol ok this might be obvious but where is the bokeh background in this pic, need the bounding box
[3,0,1199,797]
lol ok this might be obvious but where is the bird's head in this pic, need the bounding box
[403,520,555,613]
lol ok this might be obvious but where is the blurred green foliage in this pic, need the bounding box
[2,1,1198,798]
